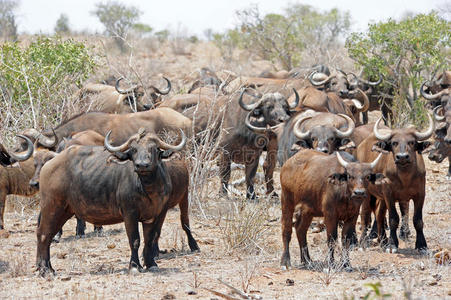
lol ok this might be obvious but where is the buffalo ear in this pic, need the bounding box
[415,141,432,154]
[372,141,391,153]
[339,138,355,151]
[113,151,130,161]
[369,173,385,185]
[328,173,348,185]
[123,96,136,106]
[160,149,175,159]
[293,140,308,150]
[435,125,446,138]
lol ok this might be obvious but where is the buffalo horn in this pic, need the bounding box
[104,130,141,153]
[293,115,313,139]
[238,89,262,111]
[289,88,300,109]
[155,129,186,151]
[37,129,58,148]
[420,81,448,100]
[115,77,138,95]
[9,135,34,162]
[336,151,349,168]
[413,112,434,141]
[334,114,355,138]
[369,153,383,169]
[150,77,172,95]
[373,117,393,141]
[308,70,334,86]
[433,105,445,122]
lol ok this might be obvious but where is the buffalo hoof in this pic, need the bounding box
[280,256,291,269]
[399,229,410,241]
[417,248,429,255]
[37,265,55,278]
[75,234,85,239]
[52,234,61,244]
[147,266,160,273]
[445,174,451,180]
[93,226,104,236]
[385,246,398,254]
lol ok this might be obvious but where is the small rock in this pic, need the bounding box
[57,253,67,259]
[107,243,116,249]
[60,276,71,281]
[0,230,10,239]
[187,290,197,295]
[428,280,438,286]
[162,294,176,300]
[268,281,273,285]
[285,278,294,286]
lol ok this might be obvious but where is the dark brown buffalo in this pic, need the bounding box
[78,77,171,113]
[20,107,192,152]
[347,72,384,124]
[427,120,451,179]
[356,115,434,253]
[161,88,299,198]
[276,111,355,165]
[0,136,34,229]
[280,150,383,269]
[36,129,199,276]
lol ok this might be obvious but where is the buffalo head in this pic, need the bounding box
[309,69,350,98]
[241,88,299,133]
[372,113,434,167]
[331,151,384,200]
[105,128,186,174]
[116,77,172,110]
[293,113,355,154]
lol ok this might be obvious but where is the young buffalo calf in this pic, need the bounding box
[280,149,383,269]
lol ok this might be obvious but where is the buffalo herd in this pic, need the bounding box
[0,66,449,276]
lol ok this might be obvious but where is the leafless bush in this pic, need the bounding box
[220,198,270,253]
[170,25,191,55]
[238,256,262,293]
[8,255,27,278]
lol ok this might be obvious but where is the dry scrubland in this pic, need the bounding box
[0,38,450,299]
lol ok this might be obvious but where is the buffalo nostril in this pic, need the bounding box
[143,104,152,110]
[353,190,366,196]
[395,153,409,160]
[318,148,329,154]
[29,181,39,188]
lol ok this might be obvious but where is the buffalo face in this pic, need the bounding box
[373,114,434,167]
[105,128,186,174]
[30,150,57,188]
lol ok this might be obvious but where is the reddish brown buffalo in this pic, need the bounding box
[36,129,199,276]
[356,115,434,253]
[280,150,383,269]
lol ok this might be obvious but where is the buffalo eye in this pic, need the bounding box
[392,141,398,147]
[408,141,414,147]
[252,109,261,116]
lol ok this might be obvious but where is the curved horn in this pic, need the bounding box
[155,129,186,151]
[308,70,334,87]
[289,88,300,109]
[115,77,137,95]
[413,112,434,141]
[37,129,58,148]
[351,88,370,113]
[245,112,267,133]
[433,105,445,122]
[369,153,383,169]
[334,114,355,138]
[359,74,382,86]
[293,115,313,139]
[373,117,393,141]
[104,130,140,153]
[420,81,447,100]
[150,77,172,95]
[9,135,34,162]
[238,89,261,111]
[336,151,349,168]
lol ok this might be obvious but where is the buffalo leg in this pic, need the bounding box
[0,192,5,230]
[412,194,427,252]
[123,214,143,272]
[75,217,86,238]
[179,192,200,252]
[399,201,410,240]
[280,189,294,268]
[384,193,399,252]
[143,210,169,270]
[341,215,358,269]
[295,213,313,266]
[218,154,231,195]
[38,212,62,243]
[263,135,277,197]
[375,199,388,247]
[359,196,373,246]
[324,216,338,266]
[93,225,103,234]
[245,156,259,200]
[447,156,451,180]
[362,111,369,124]
[36,208,73,276]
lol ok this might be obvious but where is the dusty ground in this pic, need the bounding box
[0,155,449,299]
[0,40,450,299]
